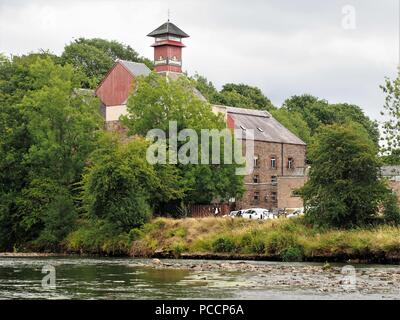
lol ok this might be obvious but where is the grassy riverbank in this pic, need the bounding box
[63,217,400,263]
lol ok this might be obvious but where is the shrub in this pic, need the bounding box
[171,242,188,255]
[266,232,304,261]
[250,238,266,254]
[383,193,400,225]
[212,237,236,253]
[281,245,304,262]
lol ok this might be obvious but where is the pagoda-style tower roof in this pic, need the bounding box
[147,21,189,38]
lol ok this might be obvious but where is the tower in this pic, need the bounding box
[147,20,189,73]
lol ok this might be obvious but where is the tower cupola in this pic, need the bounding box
[147,21,189,73]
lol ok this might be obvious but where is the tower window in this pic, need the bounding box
[253,175,260,184]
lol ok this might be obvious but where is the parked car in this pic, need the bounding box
[229,210,243,218]
[242,208,274,220]
[287,207,305,219]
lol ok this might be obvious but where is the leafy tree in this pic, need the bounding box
[0,57,102,249]
[283,94,379,145]
[381,72,400,162]
[300,123,390,228]
[219,83,275,111]
[123,73,244,208]
[192,73,220,102]
[192,74,275,111]
[81,135,183,230]
[271,108,311,143]
[61,38,153,88]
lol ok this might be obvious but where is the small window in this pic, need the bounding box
[254,155,259,168]
[271,192,277,202]
[253,192,260,201]
[253,175,260,183]
[291,189,301,197]
[271,156,277,169]
[257,127,264,132]
[288,157,294,169]
[271,175,277,185]
[240,125,246,131]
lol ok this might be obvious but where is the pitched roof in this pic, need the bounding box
[147,21,189,38]
[118,60,151,77]
[220,106,306,146]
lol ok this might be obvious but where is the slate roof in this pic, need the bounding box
[147,21,189,38]
[118,60,151,77]
[220,105,306,146]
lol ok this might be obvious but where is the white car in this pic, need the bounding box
[242,208,275,220]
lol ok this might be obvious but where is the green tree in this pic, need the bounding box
[61,38,153,88]
[218,83,275,111]
[300,123,390,228]
[381,72,400,162]
[271,108,311,143]
[283,95,379,145]
[0,56,102,249]
[123,73,244,208]
[81,135,183,231]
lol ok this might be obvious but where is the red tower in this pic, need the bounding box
[147,21,189,73]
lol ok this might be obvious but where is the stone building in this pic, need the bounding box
[95,20,308,211]
[382,165,400,203]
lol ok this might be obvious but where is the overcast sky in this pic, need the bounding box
[0,0,398,120]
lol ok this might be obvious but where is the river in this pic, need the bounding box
[0,257,399,299]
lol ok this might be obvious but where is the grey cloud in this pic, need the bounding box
[0,0,398,121]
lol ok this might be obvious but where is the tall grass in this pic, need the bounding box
[130,217,400,262]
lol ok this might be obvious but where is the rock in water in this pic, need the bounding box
[152,258,161,265]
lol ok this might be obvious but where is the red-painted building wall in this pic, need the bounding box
[96,62,134,106]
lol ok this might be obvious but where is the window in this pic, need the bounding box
[271,156,277,169]
[271,175,277,186]
[288,157,294,169]
[257,127,264,132]
[253,192,260,201]
[271,192,277,202]
[240,125,246,131]
[254,155,259,168]
[253,175,259,183]
[291,189,301,197]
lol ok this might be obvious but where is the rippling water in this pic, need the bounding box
[0,257,399,299]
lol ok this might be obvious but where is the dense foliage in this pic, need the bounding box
[0,55,103,250]
[300,123,396,228]
[381,72,400,164]
[123,74,245,211]
[193,76,379,148]
[61,38,153,88]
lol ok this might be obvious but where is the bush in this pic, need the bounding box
[212,237,236,253]
[171,242,188,255]
[383,193,400,225]
[250,238,266,254]
[281,246,304,262]
[266,232,304,261]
